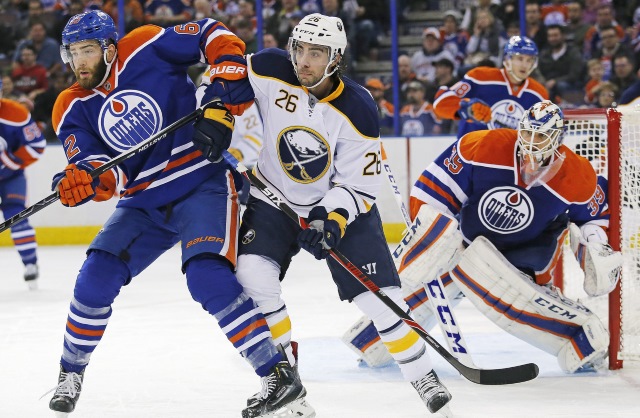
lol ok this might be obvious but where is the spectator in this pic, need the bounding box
[441,10,469,69]
[385,53,416,107]
[10,45,48,102]
[265,0,302,48]
[52,0,86,41]
[31,71,72,141]
[411,27,457,84]
[610,54,638,94]
[235,17,257,53]
[365,78,394,135]
[538,24,584,102]
[584,58,605,103]
[464,9,503,68]
[584,4,626,59]
[193,0,213,19]
[13,21,64,77]
[592,80,619,107]
[0,74,33,111]
[583,0,601,25]
[461,0,501,34]
[103,0,145,33]
[619,69,640,105]
[432,58,458,134]
[565,1,590,49]
[495,0,519,30]
[346,0,386,62]
[145,0,194,27]
[263,32,277,49]
[525,0,547,51]
[593,26,633,81]
[541,0,568,26]
[400,80,442,136]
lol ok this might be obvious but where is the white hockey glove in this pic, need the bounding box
[569,223,622,297]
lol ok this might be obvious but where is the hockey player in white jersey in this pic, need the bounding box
[195,13,452,417]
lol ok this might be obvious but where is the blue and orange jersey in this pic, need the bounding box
[433,67,548,138]
[410,129,608,250]
[52,19,245,209]
[0,98,45,179]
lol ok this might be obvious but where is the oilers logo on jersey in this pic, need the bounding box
[490,100,525,130]
[98,90,163,152]
[277,126,330,183]
[478,186,534,233]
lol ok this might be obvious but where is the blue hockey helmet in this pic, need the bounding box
[503,36,538,81]
[60,11,118,68]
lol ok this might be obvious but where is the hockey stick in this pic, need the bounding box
[0,102,209,234]
[223,150,539,385]
[381,144,476,368]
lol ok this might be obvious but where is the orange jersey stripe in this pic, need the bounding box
[0,99,30,124]
[204,22,245,62]
[229,318,268,344]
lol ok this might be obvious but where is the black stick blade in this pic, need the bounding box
[460,362,540,385]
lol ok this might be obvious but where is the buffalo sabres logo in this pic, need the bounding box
[242,229,256,244]
[277,127,330,183]
[489,100,526,130]
[478,186,534,233]
[98,90,163,152]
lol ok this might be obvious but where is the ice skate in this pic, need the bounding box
[48,366,84,416]
[411,369,452,414]
[242,360,314,418]
[24,263,38,290]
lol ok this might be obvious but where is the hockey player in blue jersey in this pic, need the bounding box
[0,77,45,289]
[434,36,549,138]
[195,13,452,416]
[46,11,310,417]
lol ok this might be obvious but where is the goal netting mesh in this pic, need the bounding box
[561,108,640,369]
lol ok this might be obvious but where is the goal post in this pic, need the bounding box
[560,107,640,370]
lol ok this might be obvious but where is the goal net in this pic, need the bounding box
[560,108,640,369]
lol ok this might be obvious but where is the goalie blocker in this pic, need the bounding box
[343,205,466,367]
[452,236,609,373]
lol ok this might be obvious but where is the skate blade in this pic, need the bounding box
[261,397,316,418]
[436,404,454,418]
[27,280,38,291]
[54,412,70,418]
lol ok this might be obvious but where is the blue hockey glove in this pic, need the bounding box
[458,98,492,124]
[193,100,235,163]
[297,206,348,260]
[0,150,24,179]
[204,55,255,116]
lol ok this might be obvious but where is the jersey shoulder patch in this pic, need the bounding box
[0,98,30,125]
[548,147,598,202]
[458,129,517,167]
[465,66,504,83]
[52,84,96,133]
[329,77,380,139]
[117,25,163,62]
[250,48,300,86]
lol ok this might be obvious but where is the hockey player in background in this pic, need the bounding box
[0,77,45,289]
[195,13,453,416]
[433,36,548,138]
[405,101,622,373]
[46,11,310,417]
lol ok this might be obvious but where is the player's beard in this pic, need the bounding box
[75,58,108,90]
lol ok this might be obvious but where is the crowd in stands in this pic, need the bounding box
[2,0,640,140]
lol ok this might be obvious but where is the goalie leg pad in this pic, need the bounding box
[451,236,609,373]
[393,204,463,288]
[353,287,432,381]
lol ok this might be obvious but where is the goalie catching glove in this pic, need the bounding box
[458,98,491,124]
[569,223,622,297]
[298,206,348,260]
[192,100,235,163]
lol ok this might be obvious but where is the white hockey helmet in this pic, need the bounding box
[288,13,348,88]
[518,100,565,168]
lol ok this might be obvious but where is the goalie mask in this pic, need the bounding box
[288,13,348,89]
[60,11,118,87]
[503,36,538,83]
[517,101,566,184]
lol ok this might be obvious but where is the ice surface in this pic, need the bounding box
[1,246,639,417]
